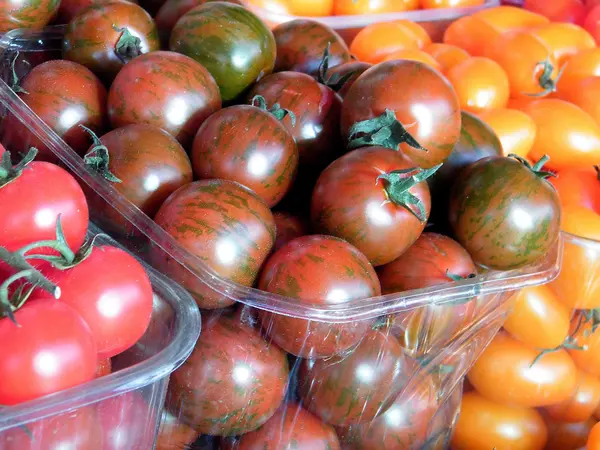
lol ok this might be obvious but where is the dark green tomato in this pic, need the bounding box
[167,317,289,436]
[62,1,160,83]
[258,235,381,359]
[191,105,299,208]
[428,111,503,231]
[169,2,276,102]
[448,156,561,270]
[298,328,413,426]
[272,19,350,77]
[0,0,60,31]
[107,51,221,148]
[326,61,372,98]
[248,72,343,169]
[150,179,276,309]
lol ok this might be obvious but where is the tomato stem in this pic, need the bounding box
[250,95,296,126]
[80,125,122,183]
[113,26,142,63]
[0,147,38,189]
[530,337,586,368]
[508,153,555,180]
[523,57,565,98]
[9,51,29,95]
[317,43,356,91]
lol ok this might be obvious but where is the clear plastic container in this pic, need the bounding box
[0,26,563,449]
[245,0,501,42]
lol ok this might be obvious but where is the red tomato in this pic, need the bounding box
[586,5,600,45]
[544,416,597,450]
[588,421,600,450]
[272,212,308,252]
[0,299,97,405]
[524,0,587,24]
[558,76,600,126]
[546,369,600,423]
[551,165,600,214]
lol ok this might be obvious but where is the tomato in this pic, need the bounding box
[473,5,550,31]
[272,212,308,252]
[167,316,288,436]
[585,5,600,45]
[421,0,484,7]
[0,406,102,450]
[56,0,137,24]
[156,411,199,450]
[0,159,89,253]
[546,370,600,423]
[443,15,501,57]
[170,2,275,102]
[0,0,59,32]
[378,233,477,355]
[1,60,107,159]
[530,23,595,68]
[589,422,600,450]
[235,403,340,449]
[467,331,578,408]
[504,285,571,350]
[524,0,587,24]
[452,391,547,450]
[392,20,431,48]
[382,49,442,71]
[349,21,420,65]
[191,104,298,208]
[341,60,461,169]
[286,0,334,16]
[334,0,418,15]
[551,165,600,213]
[151,180,275,309]
[96,358,112,378]
[258,235,380,358]
[62,1,160,83]
[477,108,537,159]
[524,99,600,170]
[423,43,470,73]
[324,61,372,98]
[544,416,597,450]
[298,328,412,426]
[107,51,221,148]
[248,72,342,169]
[557,48,600,93]
[449,155,561,270]
[558,76,600,127]
[0,299,97,405]
[273,19,350,76]
[338,375,439,449]
[566,313,600,377]
[446,57,510,114]
[311,147,433,266]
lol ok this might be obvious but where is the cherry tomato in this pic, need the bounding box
[504,285,571,349]
[258,235,380,358]
[477,108,537,159]
[551,165,600,213]
[557,47,600,93]
[585,5,600,45]
[473,5,550,31]
[394,19,431,48]
[524,0,587,24]
[423,42,470,73]
[272,212,308,252]
[446,57,510,113]
[156,411,199,450]
[286,0,334,16]
[467,331,578,408]
[421,0,484,7]
[0,299,97,405]
[443,15,502,56]
[546,369,600,423]
[558,76,600,126]
[0,0,60,32]
[530,23,595,67]
[350,21,420,64]
[334,0,418,15]
[544,416,597,450]
[382,48,442,71]
[451,391,548,450]
[588,421,600,450]
[566,313,600,377]
[523,99,600,170]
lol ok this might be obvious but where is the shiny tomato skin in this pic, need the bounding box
[341,60,461,169]
[585,5,600,45]
[467,331,578,408]
[557,47,600,92]
[524,0,587,24]
[298,328,413,426]
[235,403,340,450]
[107,51,220,148]
[477,108,537,159]
[546,369,600,423]
[191,105,299,208]
[0,0,60,32]
[451,391,548,450]
[273,19,350,76]
[272,212,308,252]
[56,0,137,24]
[588,422,600,450]
[247,71,343,169]
[1,60,107,159]
[151,180,275,309]
[424,42,470,74]
[449,155,561,270]
[0,300,97,405]
[167,317,288,436]
[258,235,380,359]
[558,76,600,127]
[0,161,89,253]
[311,147,432,267]
[551,166,600,213]
[530,23,595,67]
[326,61,372,98]
[349,21,421,65]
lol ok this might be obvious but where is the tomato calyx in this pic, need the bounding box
[377,164,441,223]
[0,147,37,189]
[317,43,357,92]
[9,51,28,95]
[112,25,142,64]
[508,153,556,180]
[250,95,296,126]
[530,336,586,368]
[80,125,122,183]
[524,57,565,98]
[347,109,428,153]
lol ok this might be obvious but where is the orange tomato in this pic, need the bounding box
[467,331,578,408]
[477,108,537,158]
[558,76,600,126]
[445,57,509,113]
[551,165,600,213]
[350,21,419,64]
[546,370,600,423]
[333,0,418,15]
[589,422,600,450]
[382,48,441,71]
[420,0,484,8]
[423,43,470,73]
[483,31,559,99]
[451,391,547,450]
[557,48,600,94]
[507,96,541,111]
[566,313,600,376]
[286,0,334,16]
[443,15,501,56]
[473,5,550,32]
[393,19,431,48]
[523,0,588,25]
[523,99,600,170]
[544,416,597,450]
[530,23,595,68]
[503,285,571,350]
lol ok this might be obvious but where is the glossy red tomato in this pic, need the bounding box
[56,0,137,23]
[258,235,380,358]
[340,60,461,169]
[107,51,221,148]
[167,317,288,436]
[311,147,433,266]
[191,104,299,208]
[546,369,600,423]
[298,328,412,426]
[151,179,275,309]
[235,403,340,449]
[1,60,107,159]
[0,299,97,405]
[524,0,587,24]
[272,212,308,252]
[0,159,89,253]
[585,5,600,44]
[0,0,60,32]
[62,1,160,82]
